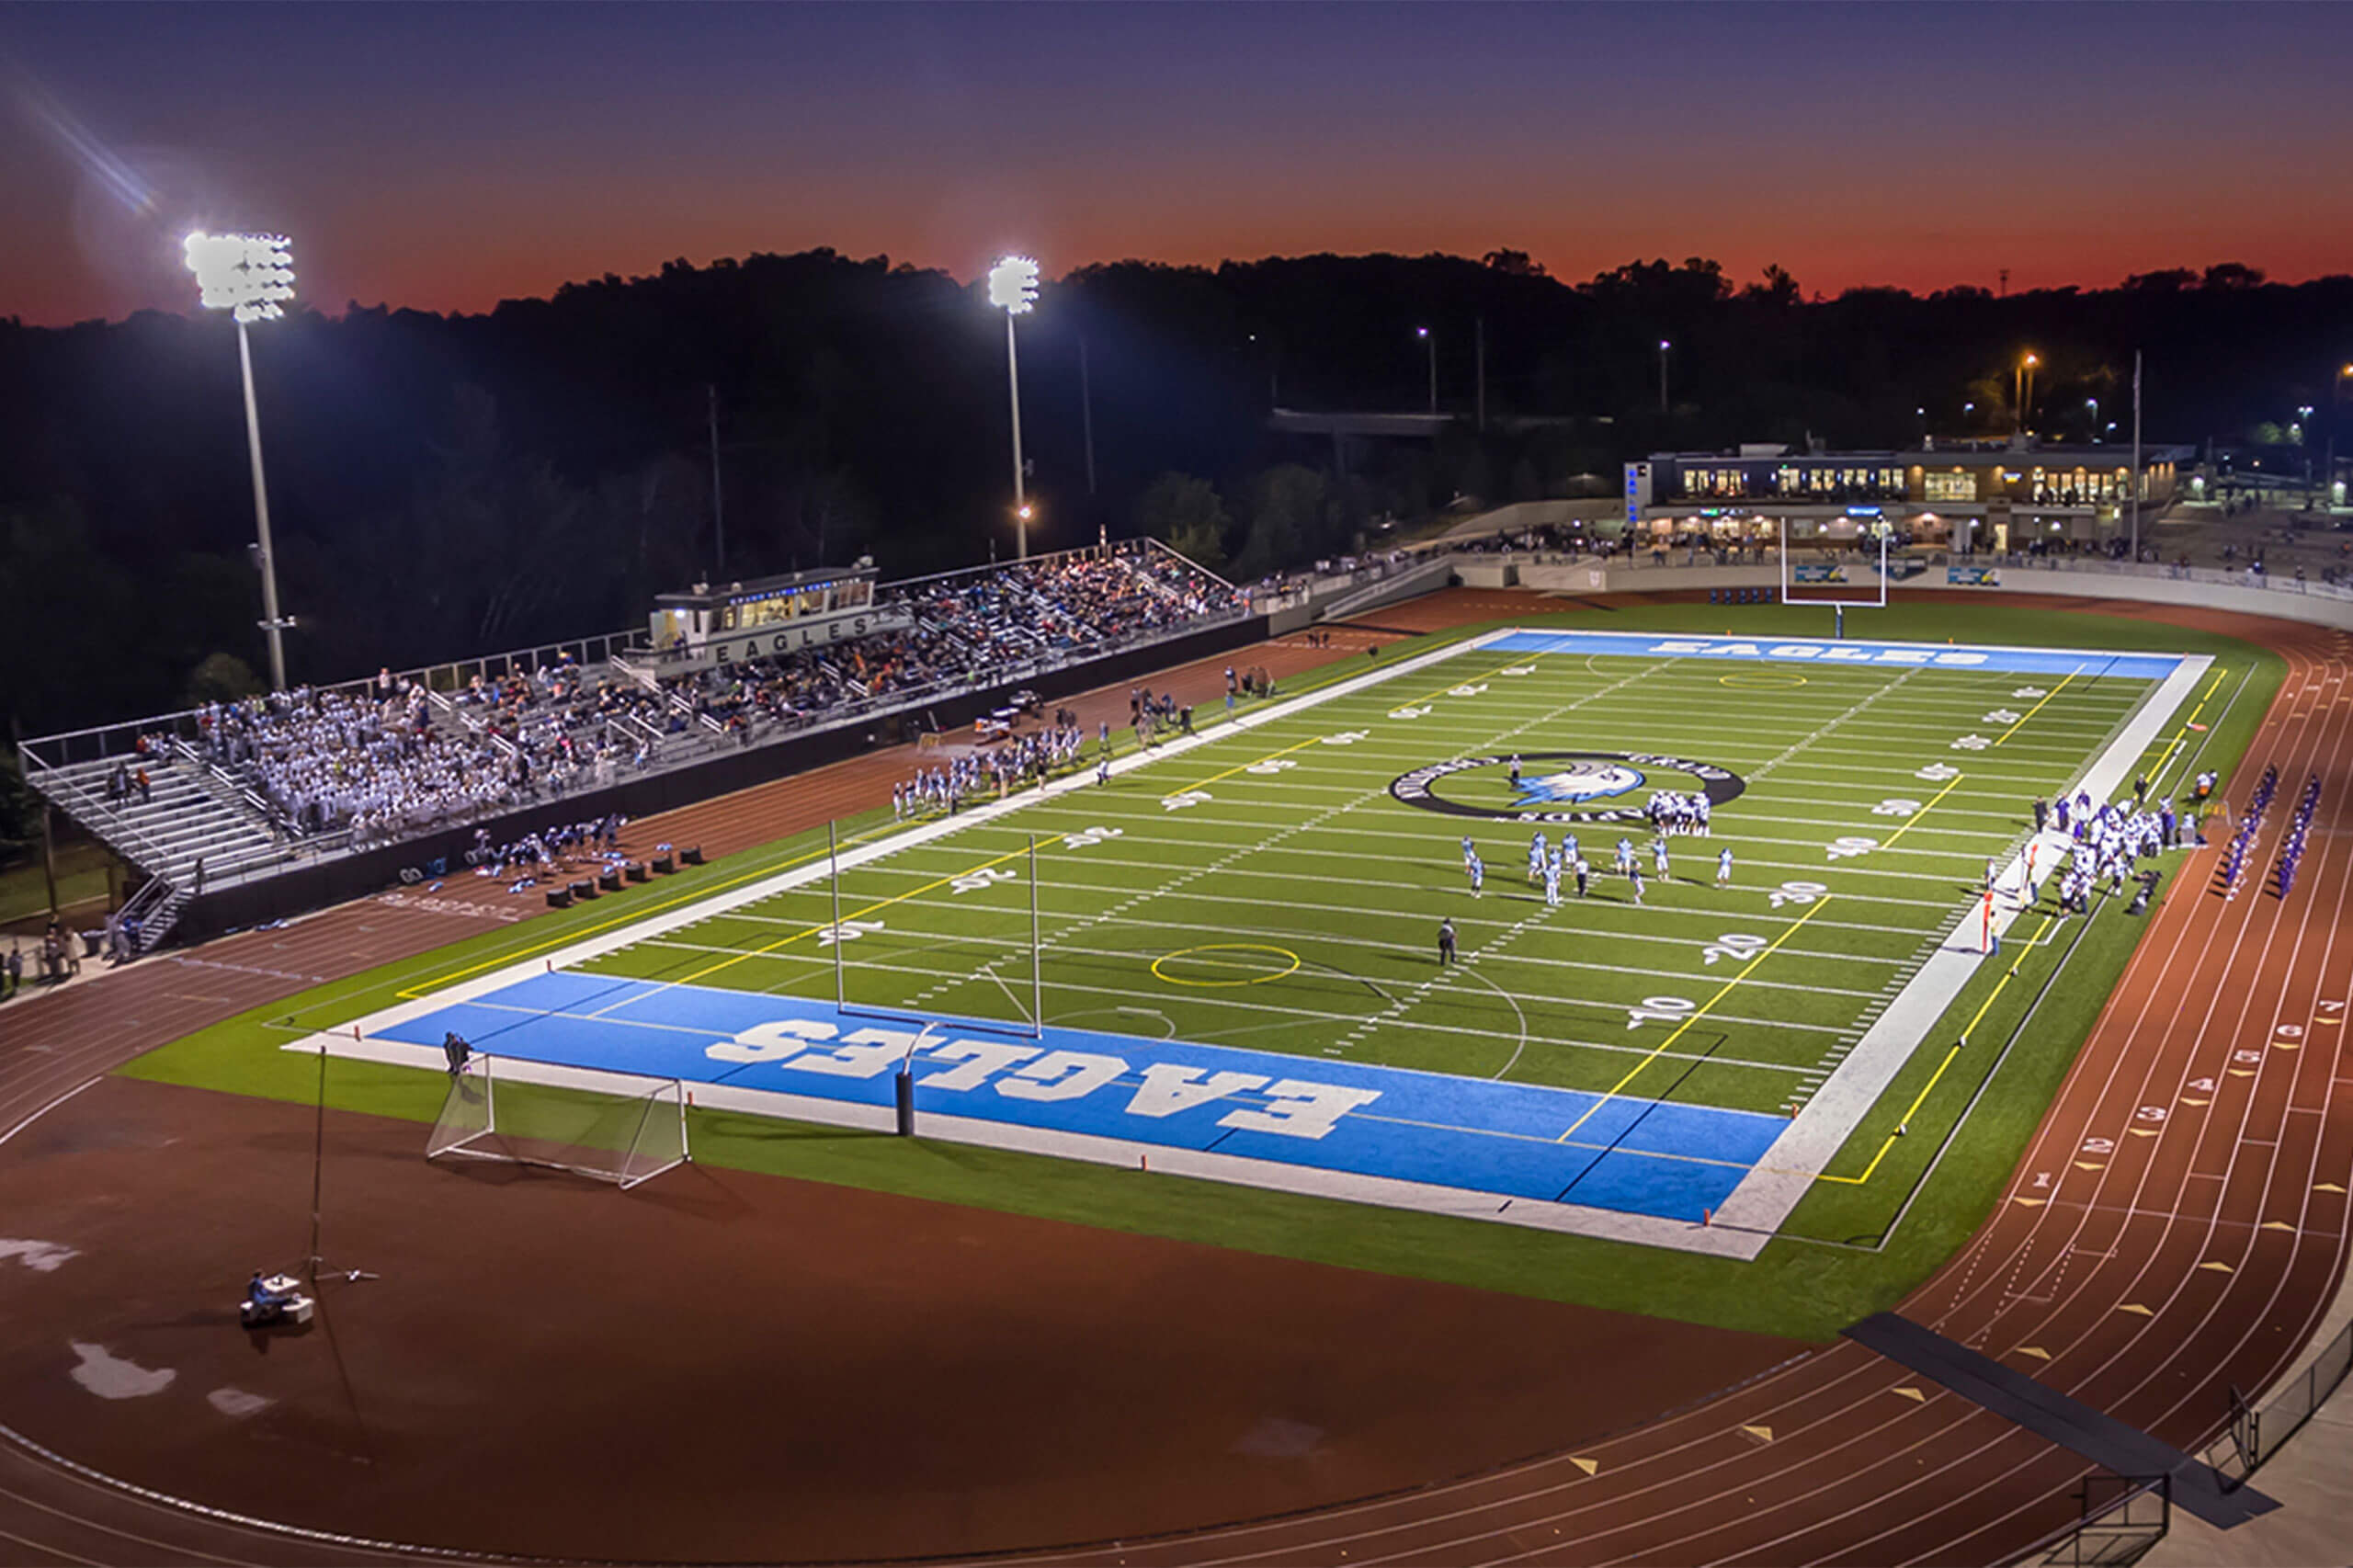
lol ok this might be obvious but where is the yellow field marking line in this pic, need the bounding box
[1993,670,2077,746]
[392,823,909,999]
[1164,735,1324,799]
[1813,914,2052,1186]
[1556,896,1834,1143]
[1876,771,1968,849]
[672,840,1042,986]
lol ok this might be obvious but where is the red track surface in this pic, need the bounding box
[4,593,2350,1565]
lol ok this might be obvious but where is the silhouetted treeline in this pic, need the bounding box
[4,248,2351,737]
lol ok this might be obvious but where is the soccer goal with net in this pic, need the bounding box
[427,1054,689,1189]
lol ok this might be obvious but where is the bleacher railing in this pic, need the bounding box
[17,542,1256,893]
[2019,1472,2170,1567]
[2202,1309,2353,1490]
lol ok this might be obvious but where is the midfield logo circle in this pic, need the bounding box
[1389,751,1746,824]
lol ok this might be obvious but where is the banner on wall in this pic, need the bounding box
[1948,565,2002,586]
[1792,563,1847,584]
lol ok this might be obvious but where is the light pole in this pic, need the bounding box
[2015,353,2037,435]
[988,255,1040,560]
[2087,397,2099,441]
[185,232,296,691]
[1658,339,1672,415]
[1415,325,1435,415]
[2329,364,2352,509]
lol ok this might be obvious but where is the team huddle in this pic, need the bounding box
[1458,827,1735,910]
[893,720,1100,818]
[2032,788,2192,915]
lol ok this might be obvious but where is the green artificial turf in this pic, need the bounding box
[117,598,2284,1342]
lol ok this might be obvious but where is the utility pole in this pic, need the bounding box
[1078,335,1097,499]
[2130,350,2143,562]
[1475,316,1486,433]
[707,383,726,574]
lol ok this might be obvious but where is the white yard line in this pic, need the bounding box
[285,631,2210,1260]
[1710,652,2212,1243]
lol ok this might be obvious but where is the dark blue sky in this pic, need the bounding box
[6,1,2349,323]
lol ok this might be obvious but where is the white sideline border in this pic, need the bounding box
[285,630,2208,1261]
[1712,650,2211,1239]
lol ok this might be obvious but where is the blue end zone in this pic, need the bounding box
[1491,631,2182,681]
[381,971,1788,1223]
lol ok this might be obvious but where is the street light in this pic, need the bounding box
[2015,353,2038,435]
[2086,397,2099,440]
[1415,325,1435,415]
[988,255,1040,560]
[2329,365,2353,512]
[1658,339,1672,415]
[184,231,296,691]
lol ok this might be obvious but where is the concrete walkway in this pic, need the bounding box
[2142,1258,2353,1566]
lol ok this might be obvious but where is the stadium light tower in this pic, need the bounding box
[988,255,1040,560]
[185,231,297,691]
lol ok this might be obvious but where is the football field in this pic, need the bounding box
[344,627,2209,1256]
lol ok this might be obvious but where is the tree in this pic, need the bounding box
[2202,263,2267,290]
[1133,472,1231,575]
[1743,265,1802,308]
[1483,248,1547,278]
[1233,465,1329,580]
[185,652,263,706]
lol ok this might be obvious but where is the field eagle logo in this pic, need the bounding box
[1513,760,1644,807]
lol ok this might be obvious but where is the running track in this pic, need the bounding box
[2,591,2349,1565]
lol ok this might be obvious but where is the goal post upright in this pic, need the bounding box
[1029,831,1042,1031]
[1777,516,1891,640]
[830,817,844,1014]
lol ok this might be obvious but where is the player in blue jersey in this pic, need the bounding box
[1717,846,1734,886]
[1468,852,1484,896]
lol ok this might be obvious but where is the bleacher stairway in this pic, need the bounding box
[26,756,288,952]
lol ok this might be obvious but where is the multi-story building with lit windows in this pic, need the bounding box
[1625,438,2189,553]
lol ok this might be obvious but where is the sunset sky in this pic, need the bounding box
[6,1,2349,325]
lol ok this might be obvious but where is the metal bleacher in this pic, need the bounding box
[25,751,290,953]
[17,545,1261,956]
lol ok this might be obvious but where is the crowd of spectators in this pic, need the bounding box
[112,545,1242,862]
[659,544,1245,745]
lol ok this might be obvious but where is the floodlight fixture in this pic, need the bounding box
[184,231,295,324]
[988,255,1040,315]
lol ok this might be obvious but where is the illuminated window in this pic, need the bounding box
[1925,471,1976,502]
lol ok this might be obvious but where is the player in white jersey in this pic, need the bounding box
[1468,852,1485,895]
[1529,830,1547,884]
[1653,838,1671,879]
[1543,858,1561,907]
[1615,837,1635,877]
[1717,846,1734,886]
